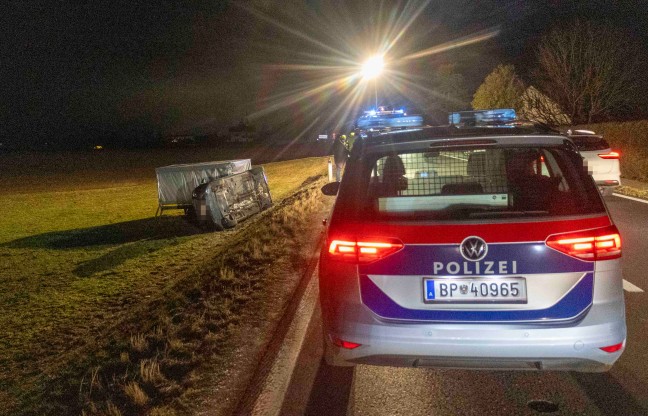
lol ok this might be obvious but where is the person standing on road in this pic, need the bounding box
[347,131,357,152]
[331,133,349,182]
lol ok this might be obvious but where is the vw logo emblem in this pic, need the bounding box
[460,236,488,261]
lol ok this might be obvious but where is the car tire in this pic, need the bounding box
[598,186,615,197]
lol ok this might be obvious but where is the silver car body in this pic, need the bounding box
[568,130,621,195]
[320,128,626,372]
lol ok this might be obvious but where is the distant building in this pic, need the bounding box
[228,120,257,142]
[162,135,206,146]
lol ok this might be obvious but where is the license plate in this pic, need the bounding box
[423,278,527,303]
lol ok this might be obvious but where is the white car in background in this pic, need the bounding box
[567,130,621,196]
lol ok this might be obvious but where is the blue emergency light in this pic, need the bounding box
[449,109,517,127]
[357,107,423,131]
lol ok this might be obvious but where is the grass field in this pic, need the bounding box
[0,150,329,415]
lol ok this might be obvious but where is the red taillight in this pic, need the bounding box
[328,238,404,264]
[598,151,620,159]
[600,342,624,353]
[331,335,362,349]
[545,225,621,261]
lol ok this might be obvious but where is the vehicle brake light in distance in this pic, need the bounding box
[545,225,621,260]
[328,238,403,263]
[600,342,624,353]
[598,151,620,159]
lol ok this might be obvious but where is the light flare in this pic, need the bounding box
[400,28,501,61]
[361,55,384,80]
[236,3,501,139]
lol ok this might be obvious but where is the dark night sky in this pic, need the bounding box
[1,0,646,148]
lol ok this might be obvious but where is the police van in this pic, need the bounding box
[319,110,626,372]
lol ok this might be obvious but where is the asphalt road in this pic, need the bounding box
[295,194,648,416]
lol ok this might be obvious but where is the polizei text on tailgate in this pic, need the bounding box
[433,260,518,275]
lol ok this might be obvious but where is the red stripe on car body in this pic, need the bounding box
[329,216,612,245]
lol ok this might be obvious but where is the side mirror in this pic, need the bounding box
[321,181,340,196]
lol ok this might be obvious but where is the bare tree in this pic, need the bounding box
[414,63,471,123]
[535,20,643,124]
[519,86,571,126]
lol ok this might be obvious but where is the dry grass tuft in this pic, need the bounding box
[130,333,148,353]
[123,381,149,406]
[166,338,184,353]
[104,402,122,416]
[219,266,235,283]
[248,239,263,260]
[89,367,102,395]
[140,359,165,384]
[80,366,103,401]
[150,406,178,416]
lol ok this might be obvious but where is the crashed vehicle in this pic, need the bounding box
[192,166,272,230]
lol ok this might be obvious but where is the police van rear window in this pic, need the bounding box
[361,147,605,220]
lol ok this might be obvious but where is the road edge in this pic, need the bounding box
[234,233,324,415]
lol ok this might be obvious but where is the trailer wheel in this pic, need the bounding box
[210,221,224,232]
[221,214,237,229]
[184,206,197,220]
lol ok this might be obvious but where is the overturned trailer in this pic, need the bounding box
[192,167,272,230]
[155,159,251,215]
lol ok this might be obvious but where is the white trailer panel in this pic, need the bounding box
[155,159,251,212]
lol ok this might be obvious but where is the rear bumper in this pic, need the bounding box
[319,235,626,372]
[324,301,626,372]
[594,180,620,196]
[345,355,615,372]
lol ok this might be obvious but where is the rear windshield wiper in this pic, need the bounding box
[468,210,549,218]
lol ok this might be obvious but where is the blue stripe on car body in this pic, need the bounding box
[360,272,594,323]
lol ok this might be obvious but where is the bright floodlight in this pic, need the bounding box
[361,55,384,80]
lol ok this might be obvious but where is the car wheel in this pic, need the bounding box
[598,186,615,197]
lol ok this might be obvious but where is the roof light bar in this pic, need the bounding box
[449,109,517,127]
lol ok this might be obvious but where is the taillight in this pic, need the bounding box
[598,151,620,159]
[331,335,362,349]
[328,238,403,264]
[600,342,624,353]
[545,225,621,261]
